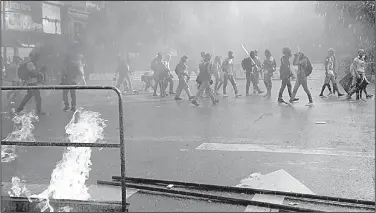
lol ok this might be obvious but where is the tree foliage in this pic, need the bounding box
[315,1,375,61]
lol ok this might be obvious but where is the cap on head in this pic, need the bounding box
[205,53,212,58]
[157,52,163,57]
[328,48,335,53]
[358,49,365,55]
[250,51,255,57]
[265,49,271,55]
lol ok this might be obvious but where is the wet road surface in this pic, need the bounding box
[1,69,375,211]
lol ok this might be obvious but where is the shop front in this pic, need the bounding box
[1,1,67,61]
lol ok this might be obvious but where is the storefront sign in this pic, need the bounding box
[3,1,43,32]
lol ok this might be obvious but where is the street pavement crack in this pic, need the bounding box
[253,113,272,123]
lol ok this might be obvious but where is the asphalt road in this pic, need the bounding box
[1,69,375,211]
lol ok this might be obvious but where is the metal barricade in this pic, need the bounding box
[1,85,128,212]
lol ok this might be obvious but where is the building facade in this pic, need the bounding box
[1,1,102,61]
[1,1,67,61]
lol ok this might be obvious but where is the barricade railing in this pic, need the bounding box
[0,85,128,212]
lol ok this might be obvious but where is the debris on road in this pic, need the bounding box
[315,122,327,124]
[288,202,299,206]
[249,173,262,178]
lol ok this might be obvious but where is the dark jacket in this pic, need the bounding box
[117,57,129,76]
[280,55,291,79]
[242,57,256,73]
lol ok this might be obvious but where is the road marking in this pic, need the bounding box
[196,143,375,158]
[236,169,315,212]
[1,182,139,202]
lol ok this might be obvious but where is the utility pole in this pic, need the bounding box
[2,1,7,61]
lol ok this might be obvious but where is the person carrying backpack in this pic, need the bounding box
[278,47,295,103]
[242,51,262,96]
[262,49,276,99]
[16,51,47,115]
[289,52,313,106]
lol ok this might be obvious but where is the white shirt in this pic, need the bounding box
[353,56,365,74]
[223,58,234,75]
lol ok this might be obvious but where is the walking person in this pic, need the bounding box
[242,51,262,96]
[116,52,133,94]
[16,50,47,115]
[222,51,241,97]
[151,52,169,97]
[262,49,276,99]
[319,48,344,97]
[255,50,263,80]
[196,52,206,89]
[151,52,163,96]
[6,56,22,105]
[347,49,372,100]
[174,55,195,100]
[115,52,129,93]
[277,47,295,103]
[163,54,175,95]
[289,52,314,106]
[191,53,219,106]
[213,56,223,95]
[61,50,85,111]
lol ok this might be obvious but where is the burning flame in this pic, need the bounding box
[30,108,106,212]
[8,177,32,201]
[1,111,38,163]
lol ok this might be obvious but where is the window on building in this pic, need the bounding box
[42,3,61,34]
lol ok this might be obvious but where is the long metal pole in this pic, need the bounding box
[111,176,375,206]
[1,141,121,148]
[2,1,7,60]
[115,85,127,212]
[97,180,321,212]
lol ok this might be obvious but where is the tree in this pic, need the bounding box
[315,1,375,61]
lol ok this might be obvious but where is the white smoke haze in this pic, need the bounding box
[1,111,39,163]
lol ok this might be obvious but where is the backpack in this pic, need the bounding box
[241,58,246,70]
[305,57,313,77]
[17,61,34,81]
[175,64,180,75]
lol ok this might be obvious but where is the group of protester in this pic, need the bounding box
[3,43,86,115]
[3,43,373,114]
[137,47,373,107]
